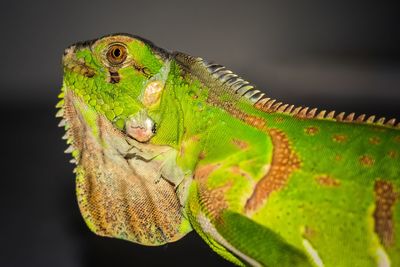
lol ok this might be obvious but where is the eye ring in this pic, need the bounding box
[106,44,127,65]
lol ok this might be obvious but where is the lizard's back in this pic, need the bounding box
[177,53,400,267]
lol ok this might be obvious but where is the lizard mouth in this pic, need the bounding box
[56,88,189,245]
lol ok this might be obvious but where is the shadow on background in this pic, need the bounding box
[1,1,399,266]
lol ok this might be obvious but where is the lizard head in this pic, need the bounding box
[62,33,171,142]
[58,34,191,246]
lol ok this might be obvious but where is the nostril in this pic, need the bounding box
[63,45,76,57]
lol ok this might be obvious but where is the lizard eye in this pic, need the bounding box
[106,44,127,65]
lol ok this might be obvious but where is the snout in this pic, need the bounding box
[61,44,95,78]
[62,45,76,66]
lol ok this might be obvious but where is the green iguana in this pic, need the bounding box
[57,33,400,267]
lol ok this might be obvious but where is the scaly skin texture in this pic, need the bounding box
[58,34,400,267]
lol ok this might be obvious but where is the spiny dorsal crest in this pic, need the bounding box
[199,58,265,104]
[196,57,399,129]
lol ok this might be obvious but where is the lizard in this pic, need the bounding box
[57,33,400,267]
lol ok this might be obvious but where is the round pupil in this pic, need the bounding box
[113,48,121,58]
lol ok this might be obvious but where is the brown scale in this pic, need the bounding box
[231,139,249,149]
[245,129,301,212]
[332,134,348,143]
[373,180,398,247]
[315,175,341,187]
[198,182,232,220]
[369,136,381,145]
[205,92,267,131]
[194,164,232,219]
[359,154,375,167]
[304,126,319,136]
[334,154,343,161]
[387,150,398,159]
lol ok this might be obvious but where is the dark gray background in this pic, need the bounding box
[1,1,399,266]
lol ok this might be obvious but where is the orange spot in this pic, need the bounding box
[387,150,398,159]
[304,126,319,136]
[303,226,316,239]
[373,180,398,247]
[191,135,201,142]
[334,154,343,161]
[198,151,206,160]
[369,136,381,145]
[332,134,348,143]
[232,139,249,149]
[244,115,267,129]
[359,155,375,167]
[316,175,341,187]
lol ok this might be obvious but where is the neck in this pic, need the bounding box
[150,56,261,172]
